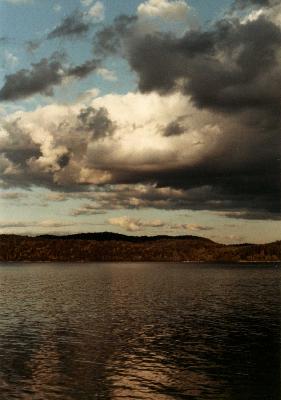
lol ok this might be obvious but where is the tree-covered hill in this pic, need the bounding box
[0,233,280,262]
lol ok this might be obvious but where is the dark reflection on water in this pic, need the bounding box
[0,263,279,399]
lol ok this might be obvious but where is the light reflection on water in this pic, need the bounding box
[0,263,280,399]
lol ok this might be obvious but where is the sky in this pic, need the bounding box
[0,0,280,243]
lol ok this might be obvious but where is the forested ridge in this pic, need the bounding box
[0,233,280,262]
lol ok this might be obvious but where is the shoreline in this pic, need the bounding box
[0,260,280,265]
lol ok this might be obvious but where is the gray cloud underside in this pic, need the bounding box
[0,53,100,101]
[67,184,280,220]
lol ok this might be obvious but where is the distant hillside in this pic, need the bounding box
[37,232,215,243]
[0,233,280,262]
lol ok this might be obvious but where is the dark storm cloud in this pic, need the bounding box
[68,59,100,79]
[218,210,281,220]
[78,107,115,139]
[163,117,186,136]
[5,147,42,166]
[23,12,93,54]
[93,13,281,112]
[0,53,100,101]
[92,11,281,218]
[234,0,277,9]
[104,160,280,219]
[94,16,281,112]
[57,153,70,169]
[93,15,137,56]
[125,18,281,112]
[0,119,58,190]
[0,53,66,101]
[0,118,50,179]
[47,11,91,40]
[66,182,280,220]
[1,119,42,167]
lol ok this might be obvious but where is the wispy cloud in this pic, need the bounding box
[1,0,34,4]
[96,68,117,81]
[0,192,27,200]
[53,4,62,13]
[71,204,107,216]
[81,0,93,6]
[170,223,213,232]
[0,220,73,229]
[47,11,92,39]
[3,51,18,67]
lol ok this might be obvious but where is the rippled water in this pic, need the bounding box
[0,263,280,400]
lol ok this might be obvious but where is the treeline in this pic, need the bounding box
[0,234,280,262]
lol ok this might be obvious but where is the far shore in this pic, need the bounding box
[1,233,280,263]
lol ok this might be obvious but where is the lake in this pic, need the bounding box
[0,263,279,400]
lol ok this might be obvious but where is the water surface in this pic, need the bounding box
[0,263,280,399]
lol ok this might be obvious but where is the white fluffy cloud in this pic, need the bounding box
[240,0,281,26]
[0,90,220,188]
[88,92,220,176]
[88,1,105,21]
[107,216,213,233]
[137,0,190,21]
[108,216,165,232]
